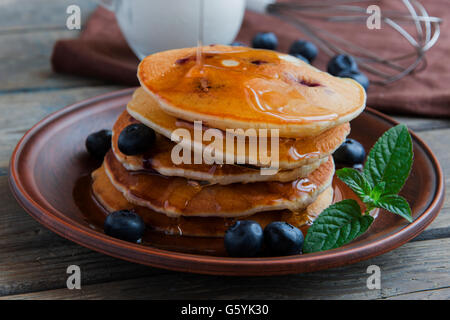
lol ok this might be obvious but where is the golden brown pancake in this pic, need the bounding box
[112,110,328,184]
[138,45,365,138]
[92,164,333,237]
[103,151,335,218]
[127,88,350,169]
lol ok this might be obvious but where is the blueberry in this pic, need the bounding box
[337,70,370,91]
[230,41,247,47]
[224,220,263,257]
[104,210,145,243]
[289,40,318,62]
[327,54,358,76]
[118,123,155,155]
[85,129,112,159]
[252,32,278,50]
[291,53,310,64]
[264,222,304,256]
[333,138,366,165]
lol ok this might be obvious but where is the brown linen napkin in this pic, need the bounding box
[52,3,449,117]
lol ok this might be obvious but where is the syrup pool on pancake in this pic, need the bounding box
[138,45,366,137]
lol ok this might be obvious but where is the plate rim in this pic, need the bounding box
[8,88,445,276]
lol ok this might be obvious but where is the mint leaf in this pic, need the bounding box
[305,124,414,254]
[376,194,413,222]
[303,200,374,253]
[363,124,413,195]
[336,167,372,202]
[370,181,386,201]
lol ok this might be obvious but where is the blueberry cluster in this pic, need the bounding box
[327,55,369,90]
[234,32,370,90]
[224,220,304,257]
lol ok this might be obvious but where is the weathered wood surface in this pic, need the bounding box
[0,30,105,93]
[0,85,125,169]
[0,0,448,300]
[0,0,103,92]
[1,238,449,300]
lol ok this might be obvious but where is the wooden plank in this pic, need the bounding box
[393,116,450,132]
[0,0,96,30]
[0,85,125,168]
[1,237,449,300]
[410,128,450,241]
[381,287,450,300]
[0,176,166,297]
[0,30,105,92]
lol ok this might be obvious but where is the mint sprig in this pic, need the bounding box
[303,200,374,253]
[304,124,414,253]
[363,124,413,195]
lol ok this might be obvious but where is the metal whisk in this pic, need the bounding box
[247,0,442,85]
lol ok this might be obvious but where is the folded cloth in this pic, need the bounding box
[52,3,450,117]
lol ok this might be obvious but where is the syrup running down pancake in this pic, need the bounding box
[127,87,350,169]
[112,110,328,184]
[103,151,334,218]
[92,164,334,237]
[138,45,365,138]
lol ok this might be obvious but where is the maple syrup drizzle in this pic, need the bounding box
[164,47,341,124]
[196,0,204,71]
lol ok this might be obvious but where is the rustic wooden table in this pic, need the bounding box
[0,1,449,300]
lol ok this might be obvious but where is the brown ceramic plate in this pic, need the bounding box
[9,88,444,276]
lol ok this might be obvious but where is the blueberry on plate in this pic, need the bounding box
[230,41,247,47]
[224,220,263,257]
[264,222,304,256]
[252,32,278,50]
[289,40,318,62]
[336,69,370,91]
[118,123,155,155]
[104,210,145,243]
[327,54,359,76]
[85,129,112,159]
[291,53,309,64]
[333,138,366,165]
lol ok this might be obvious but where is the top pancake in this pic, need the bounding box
[138,45,366,138]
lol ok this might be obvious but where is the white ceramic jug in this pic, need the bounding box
[98,0,246,59]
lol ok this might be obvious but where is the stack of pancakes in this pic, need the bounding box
[92,45,366,237]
